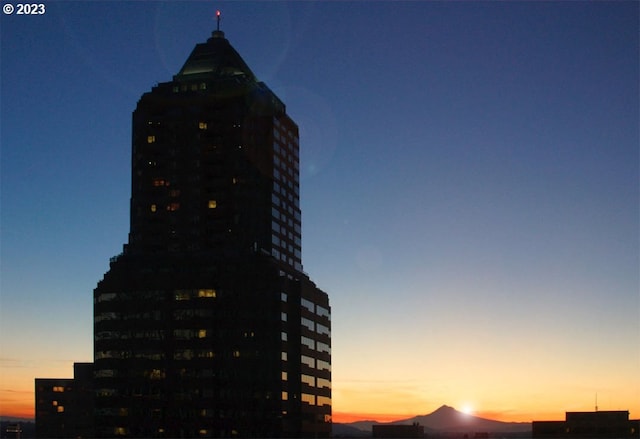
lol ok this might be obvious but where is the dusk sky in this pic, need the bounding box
[1,1,638,424]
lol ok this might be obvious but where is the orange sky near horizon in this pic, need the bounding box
[1,353,639,424]
[2,373,638,425]
[1,395,633,425]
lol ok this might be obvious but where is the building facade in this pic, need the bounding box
[35,363,94,438]
[92,27,331,438]
[532,411,639,438]
[372,424,425,438]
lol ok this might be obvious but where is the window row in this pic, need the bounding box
[171,82,208,93]
[301,375,331,389]
[173,329,209,339]
[301,336,331,355]
[96,350,164,360]
[95,311,163,322]
[95,330,165,341]
[301,394,331,407]
[301,318,330,337]
[97,289,216,304]
[149,202,181,212]
[174,289,217,300]
[271,248,297,267]
[301,355,331,372]
[301,298,331,321]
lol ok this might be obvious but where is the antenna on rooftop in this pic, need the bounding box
[216,10,221,31]
[595,393,598,412]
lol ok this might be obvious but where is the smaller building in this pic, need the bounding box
[4,423,23,439]
[532,410,639,438]
[373,423,425,438]
[35,362,94,438]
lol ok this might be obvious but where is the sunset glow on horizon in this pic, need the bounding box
[1,0,638,428]
[461,404,474,416]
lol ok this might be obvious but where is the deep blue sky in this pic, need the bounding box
[1,1,638,420]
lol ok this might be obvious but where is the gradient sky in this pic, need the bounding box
[1,1,638,424]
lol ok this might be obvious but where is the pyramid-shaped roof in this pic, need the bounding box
[175,30,257,84]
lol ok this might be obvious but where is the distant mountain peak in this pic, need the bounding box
[335,404,531,436]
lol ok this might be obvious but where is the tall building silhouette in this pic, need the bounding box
[93,23,331,438]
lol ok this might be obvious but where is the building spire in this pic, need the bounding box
[211,10,225,39]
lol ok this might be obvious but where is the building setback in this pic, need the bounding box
[88,23,330,438]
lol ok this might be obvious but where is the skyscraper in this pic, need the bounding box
[92,23,331,438]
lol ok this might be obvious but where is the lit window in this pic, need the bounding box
[282,391,288,401]
[52,386,64,392]
[317,359,331,372]
[281,331,287,342]
[301,355,315,368]
[150,204,157,213]
[199,83,207,90]
[147,135,156,143]
[301,374,315,387]
[52,400,58,406]
[167,203,180,211]
[152,178,165,187]
[57,405,65,413]
[301,393,315,405]
[281,352,288,361]
[198,289,216,298]
[197,329,207,338]
[281,371,288,381]
[233,350,240,358]
[208,200,217,209]
[199,122,208,130]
